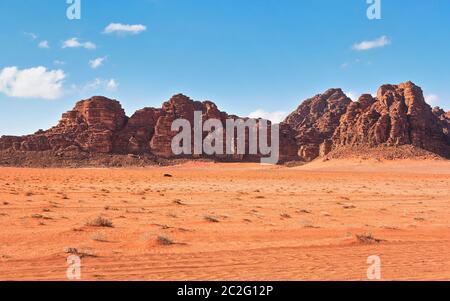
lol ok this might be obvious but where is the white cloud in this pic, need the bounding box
[53,60,66,65]
[353,36,391,51]
[38,40,50,49]
[82,78,103,91]
[103,23,147,35]
[0,66,65,100]
[345,91,358,101]
[24,32,38,40]
[89,57,107,69]
[425,94,439,106]
[81,78,119,92]
[248,109,288,124]
[106,79,118,91]
[62,38,96,50]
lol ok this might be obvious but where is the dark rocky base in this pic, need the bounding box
[0,150,273,168]
[0,150,164,168]
[1,145,447,168]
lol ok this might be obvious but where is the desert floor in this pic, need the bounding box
[0,160,449,280]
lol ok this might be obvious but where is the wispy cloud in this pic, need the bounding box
[38,40,50,49]
[106,79,118,91]
[248,109,288,124]
[345,91,359,101]
[425,94,439,106]
[103,23,147,35]
[53,60,66,66]
[89,57,107,69]
[62,38,96,50]
[0,66,65,100]
[80,78,119,93]
[24,32,38,40]
[353,36,391,51]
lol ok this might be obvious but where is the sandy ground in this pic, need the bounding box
[0,160,449,281]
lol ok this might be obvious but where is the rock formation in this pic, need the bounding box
[433,107,450,145]
[0,94,284,164]
[113,107,162,154]
[283,88,352,161]
[331,82,450,158]
[1,81,449,166]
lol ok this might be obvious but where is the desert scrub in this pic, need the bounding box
[356,233,383,244]
[86,216,114,228]
[64,247,96,258]
[156,236,174,246]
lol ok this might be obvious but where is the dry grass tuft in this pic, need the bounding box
[156,236,175,246]
[173,199,186,206]
[64,247,97,258]
[86,216,114,228]
[356,233,383,244]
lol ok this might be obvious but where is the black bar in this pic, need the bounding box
[1,281,448,298]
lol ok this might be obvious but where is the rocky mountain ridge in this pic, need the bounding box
[1,81,449,166]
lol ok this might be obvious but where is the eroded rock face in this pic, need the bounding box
[278,123,300,161]
[150,94,227,157]
[150,95,194,157]
[61,96,127,131]
[282,82,450,161]
[1,82,449,165]
[55,96,127,153]
[149,94,282,161]
[0,94,287,162]
[0,96,127,154]
[433,107,450,145]
[333,82,450,158]
[284,88,352,161]
[114,108,162,154]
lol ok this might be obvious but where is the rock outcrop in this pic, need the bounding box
[113,107,162,154]
[0,94,285,164]
[0,96,127,154]
[433,107,450,145]
[283,88,352,161]
[332,82,450,158]
[150,94,228,158]
[1,81,449,166]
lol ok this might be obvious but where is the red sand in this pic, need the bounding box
[0,160,449,280]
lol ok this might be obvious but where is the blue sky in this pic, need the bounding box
[0,0,449,135]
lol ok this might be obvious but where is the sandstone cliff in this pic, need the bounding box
[1,81,449,166]
[331,82,449,159]
[283,88,352,161]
